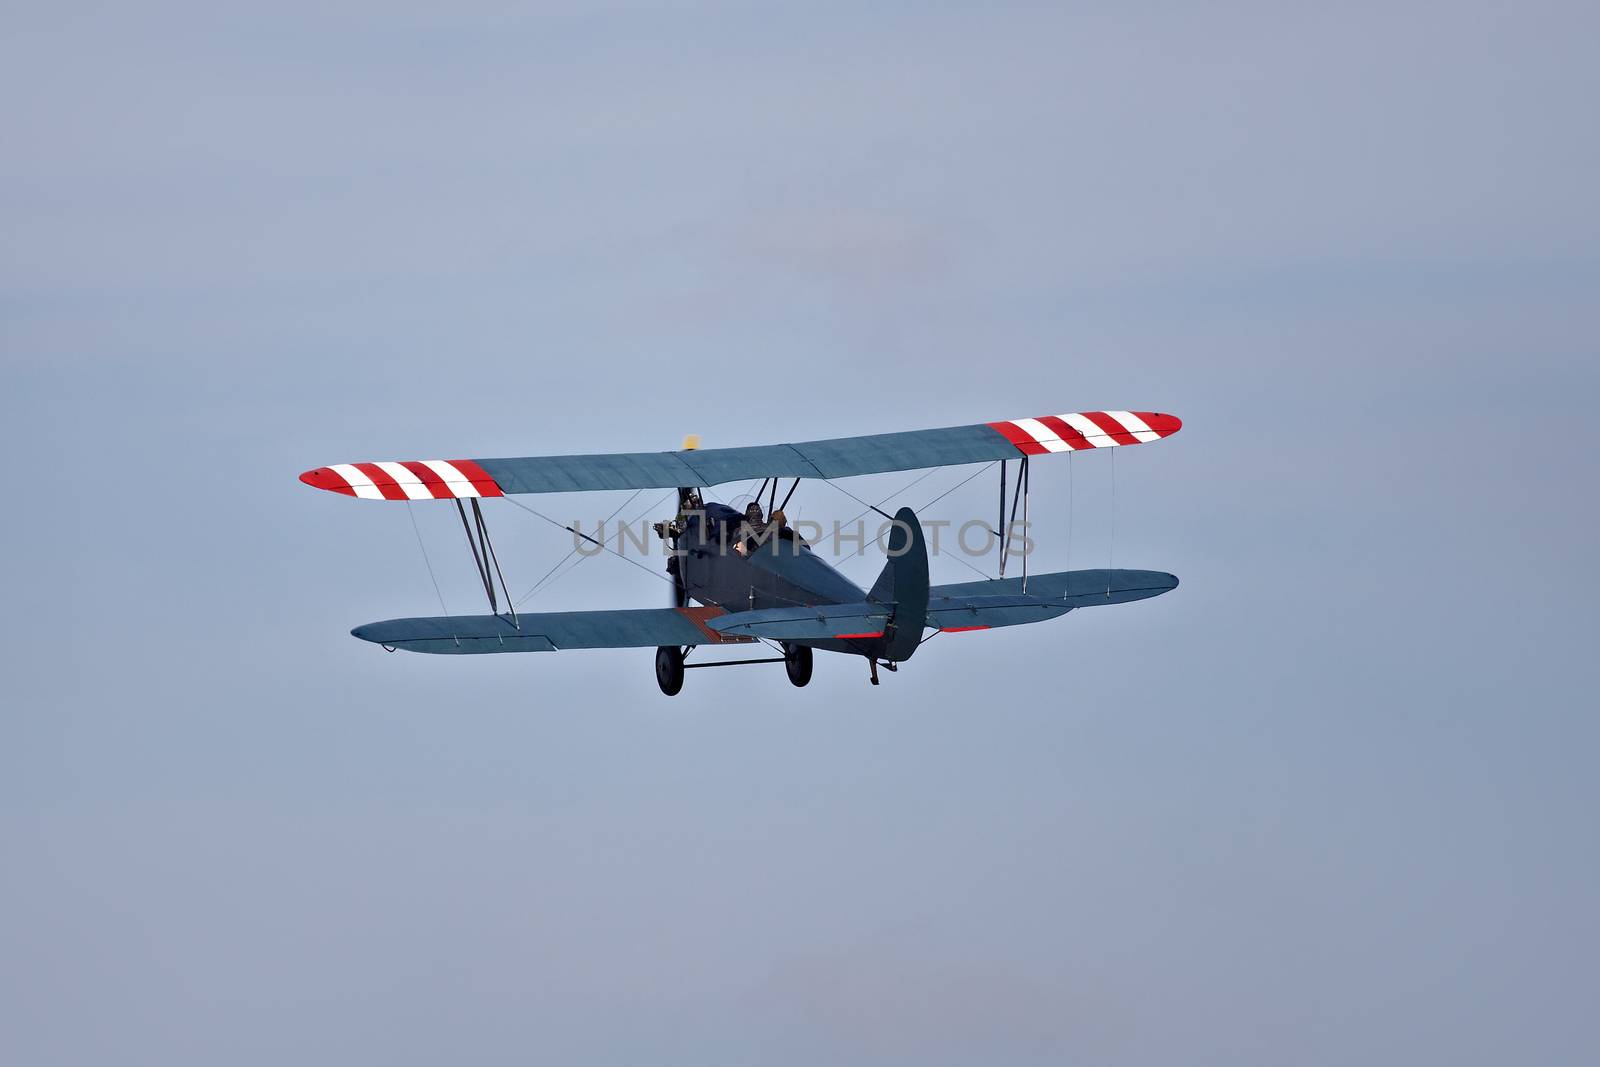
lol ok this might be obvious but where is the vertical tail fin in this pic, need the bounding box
[867,507,929,661]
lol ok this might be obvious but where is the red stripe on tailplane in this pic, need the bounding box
[1082,411,1141,446]
[448,459,504,497]
[940,625,991,633]
[355,462,409,501]
[987,421,1049,455]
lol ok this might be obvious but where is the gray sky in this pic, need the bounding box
[4,2,1597,1064]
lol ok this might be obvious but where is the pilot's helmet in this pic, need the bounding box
[744,501,764,526]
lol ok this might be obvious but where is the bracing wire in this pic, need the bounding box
[624,488,678,528]
[500,495,682,593]
[498,460,1011,612]
[916,461,997,514]
[514,488,645,605]
[499,493,829,614]
[1108,447,1116,595]
[1067,452,1074,571]
[825,476,914,524]
[829,462,996,552]
[550,549,604,594]
[920,462,1003,580]
[821,463,997,580]
[407,500,450,616]
[516,547,581,607]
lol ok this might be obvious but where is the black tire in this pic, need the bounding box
[655,645,685,696]
[784,643,813,688]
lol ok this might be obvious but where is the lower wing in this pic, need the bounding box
[350,605,753,654]
[351,570,1178,655]
[929,568,1178,607]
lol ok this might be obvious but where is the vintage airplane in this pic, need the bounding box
[299,410,1183,693]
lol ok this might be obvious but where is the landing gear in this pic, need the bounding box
[655,645,685,696]
[649,643,824,695]
[784,643,813,688]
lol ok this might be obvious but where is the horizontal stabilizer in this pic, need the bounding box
[351,605,754,655]
[707,602,891,642]
[925,594,1074,631]
[930,568,1179,608]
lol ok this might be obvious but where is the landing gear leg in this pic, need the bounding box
[655,646,685,696]
[784,643,813,688]
[868,658,880,686]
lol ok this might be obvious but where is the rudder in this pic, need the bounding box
[867,506,929,661]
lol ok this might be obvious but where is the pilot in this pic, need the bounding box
[735,501,765,557]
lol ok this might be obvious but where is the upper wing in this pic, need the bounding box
[299,411,1182,499]
[351,605,754,654]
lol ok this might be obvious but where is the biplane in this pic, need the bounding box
[300,410,1182,693]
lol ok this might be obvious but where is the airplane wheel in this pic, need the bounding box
[655,646,685,696]
[784,643,813,688]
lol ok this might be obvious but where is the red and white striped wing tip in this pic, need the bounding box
[298,460,503,501]
[988,411,1182,455]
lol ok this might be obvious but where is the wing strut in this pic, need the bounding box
[455,498,518,629]
[997,460,1006,575]
[998,455,1029,591]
